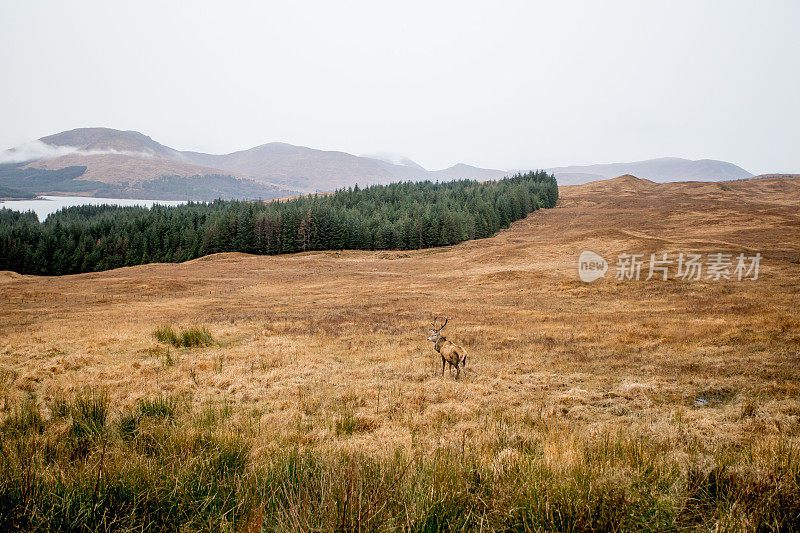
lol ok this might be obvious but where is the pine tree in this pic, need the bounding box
[0,171,558,274]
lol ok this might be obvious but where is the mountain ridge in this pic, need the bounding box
[39,127,182,159]
[0,128,760,199]
[0,128,514,197]
[545,157,753,184]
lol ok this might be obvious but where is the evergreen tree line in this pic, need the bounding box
[0,171,558,275]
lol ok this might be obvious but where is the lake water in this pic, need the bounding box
[0,196,186,221]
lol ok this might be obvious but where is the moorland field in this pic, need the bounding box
[1,175,799,531]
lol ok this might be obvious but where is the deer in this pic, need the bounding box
[427,316,467,380]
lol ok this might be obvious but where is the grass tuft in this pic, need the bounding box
[180,326,215,348]
[138,394,177,419]
[69,389,110,454]
[0,396,43,436]
[118,409,140,441]
[49,397,71,419]
[153,324,180,346]
[153,324,215,348]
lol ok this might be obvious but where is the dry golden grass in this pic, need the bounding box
[1,175,799,461]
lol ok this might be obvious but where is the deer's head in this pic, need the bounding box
[427,316,449,342]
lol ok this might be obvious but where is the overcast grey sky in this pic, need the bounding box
[1,0,798,173]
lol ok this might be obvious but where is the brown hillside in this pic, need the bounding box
[27,153,236,185]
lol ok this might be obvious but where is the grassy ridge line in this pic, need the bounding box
[0,171,558,275]
[0,392,798,531]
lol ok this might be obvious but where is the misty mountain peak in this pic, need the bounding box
[38,128,178,158]
[364,153,426,171]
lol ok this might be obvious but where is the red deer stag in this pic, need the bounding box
[427,316,467,379]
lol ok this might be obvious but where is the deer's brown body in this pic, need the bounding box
[428,317,467,379]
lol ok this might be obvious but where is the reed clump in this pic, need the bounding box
[153,325,215,348]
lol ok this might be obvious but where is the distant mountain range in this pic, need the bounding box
[545,157,753,185]
[0,127,758,200]
[0,128,508,200]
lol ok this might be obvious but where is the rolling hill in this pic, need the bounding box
[546,157,753,185]
[180,142,396,192]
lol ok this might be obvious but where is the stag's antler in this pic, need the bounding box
[432,315,449,332]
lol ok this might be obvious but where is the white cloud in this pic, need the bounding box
[0,140,154,164]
